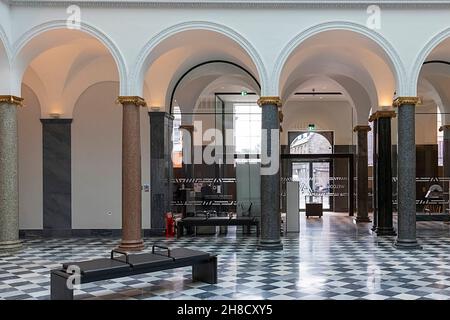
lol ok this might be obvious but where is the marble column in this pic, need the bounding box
[257,97,283,251]
[375,111,396,236]
[117,96,146,251]
[369,114,378,231]
[354,125,371,223]
[394,97,421,249]
[0,96,23,251]
[149,111,174,233]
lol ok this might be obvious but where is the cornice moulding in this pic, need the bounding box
[7,0,450,8]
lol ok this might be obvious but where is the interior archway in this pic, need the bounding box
[138,29,263,111]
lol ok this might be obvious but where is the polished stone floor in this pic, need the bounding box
[1,214,450,300]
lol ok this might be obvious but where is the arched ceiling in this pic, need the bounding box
[418,61,450,117]
[173,62,259,114]
[141,29,261,110]
[17,29,119,117]
[280,30,397,109]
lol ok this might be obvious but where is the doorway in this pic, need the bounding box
[292,161,331,211]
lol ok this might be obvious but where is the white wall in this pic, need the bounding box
[416,103,438,145]
[18,84,43,229]
[72,81,150,229]
[282,100,355,146]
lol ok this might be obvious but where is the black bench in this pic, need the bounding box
[176,216,260,238]
[50,244,217,300]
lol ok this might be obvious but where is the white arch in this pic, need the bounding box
[411,27,450,97]
[0,24,12,93]
[131,21,268,97]
[0,23,11,62]
[11,20,128,95]
[272,21,406,97]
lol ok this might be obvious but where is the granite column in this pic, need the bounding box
[394,97,421,249]
[0,96,23,251]
[257,96,283,251]
[117,96,146,251]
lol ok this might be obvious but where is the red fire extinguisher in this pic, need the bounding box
[165,212,175,237]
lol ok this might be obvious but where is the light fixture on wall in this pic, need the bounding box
[49,113,61,119]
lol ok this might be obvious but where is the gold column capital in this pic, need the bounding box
[116,96,147,107]
[393,96,421,108]
[439,125,450,132]
[353,125,371,132]
[369,110,396,122]
[0,95,24,107]
[257,96,282,108]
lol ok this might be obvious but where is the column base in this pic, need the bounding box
[0,240,22,252]
[354,217,372,223]
[117,239,145,252]
[394,239,422,250]
[257,239,283,251]
[375,227,397,236]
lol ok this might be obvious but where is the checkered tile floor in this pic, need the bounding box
[1,214,450,300]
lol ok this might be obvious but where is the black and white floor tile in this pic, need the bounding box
[1,214,450,300]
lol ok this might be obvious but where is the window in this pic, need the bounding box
[233,103,261,155]
[438,108,443,167]
[368,121,373,166]
[172,105,182,168]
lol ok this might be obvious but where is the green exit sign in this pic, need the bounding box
[241,90,248,96]
[308,124,316,131]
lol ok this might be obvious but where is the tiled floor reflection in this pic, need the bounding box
[1,214,450,300]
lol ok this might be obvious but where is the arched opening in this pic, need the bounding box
[290,132,333,210]
[15,28,138,234]
[415,38,450,228]
[278,28,399,221]
[137,28,264,235]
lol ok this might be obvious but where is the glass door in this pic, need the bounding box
[312,162,331,210]
[292,161,331,211]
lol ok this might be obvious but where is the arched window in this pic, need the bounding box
[289,132,332,154]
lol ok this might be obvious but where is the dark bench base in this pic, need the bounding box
[50,247,217,300]
[177,217,260,238]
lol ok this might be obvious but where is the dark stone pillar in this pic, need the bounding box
[41,119,72,236]
[354,125,371,223]
[442,126,450,178]
[257,97,283,251]
[179,124,194,183]
[0,96,23,251]
[149,112,174,233]
[375,111,396,236]
[117,96,145,251]
[441,125,450,214]
[369,115,378,231]
[394,97,421,249]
